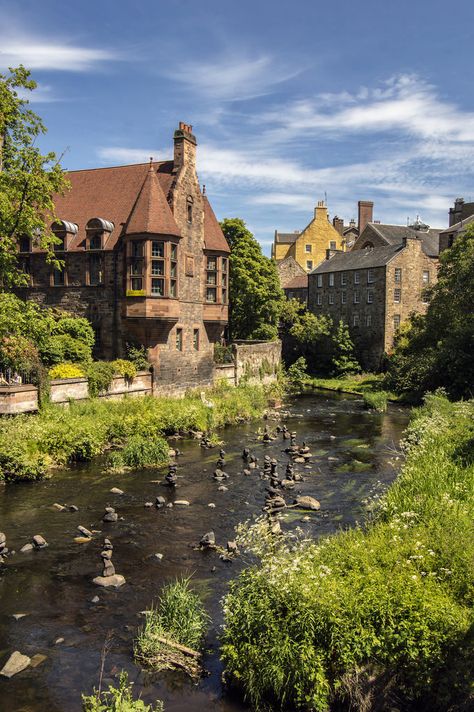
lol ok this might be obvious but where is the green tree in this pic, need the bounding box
[220,218,284,340]
[387,228,474,400]
[330,320,360,376]
[279,297,332,370]
[0,65,68,288]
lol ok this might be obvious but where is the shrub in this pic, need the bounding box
[82,670,163,712]
[120,434,168,469]
[363,391,388,412]
[112,359,137,382]
[0,440,49,482]
[135,578,209,677]
[125,343,149,371]
[41,333,93,366]
[331,320,360,376]
[49,363,85,380]
[214,343,234,364]
[0,334,41,374]
[87,361,116,397]
[286,356,309,393]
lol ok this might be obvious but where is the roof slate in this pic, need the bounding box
[275,232,300,244]
[126,163,181,237]
[203,197,230,253]
[364,223,441,257]
[439,214,474,234]
[312,244,403,274]
[284,275,308,289]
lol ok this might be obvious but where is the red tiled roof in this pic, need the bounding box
[126,162,181,237]
[203,196,230,253]
[48,161,176,251]
[283,275,308,289]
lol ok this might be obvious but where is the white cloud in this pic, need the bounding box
[97,146,168,164]
[0,34,119,71]
[17,83,58,103]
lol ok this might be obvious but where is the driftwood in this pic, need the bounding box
[152,635,201,659]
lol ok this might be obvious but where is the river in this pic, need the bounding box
[0,392,409,712]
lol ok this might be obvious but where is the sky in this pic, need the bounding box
[1,0,474,253]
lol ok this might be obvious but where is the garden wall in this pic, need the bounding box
[233,340,281,385]
[49,371,153,404]
[0,384,38,414]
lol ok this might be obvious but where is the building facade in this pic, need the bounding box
[15,123,230,392]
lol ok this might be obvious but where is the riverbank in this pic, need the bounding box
[308,373,398,399]
[221,393,474,711]
[0,381,272,482]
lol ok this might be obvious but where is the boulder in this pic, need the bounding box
[155,496,166,508]
[69,505,79,512]
[52,503,66,511]
[74,537,92,544]
[93,574,126,588]
[200,531,216,548]
[20,543,34,553]
[294,495,320,511]
[174,500,190,506]
[0,651,31,678]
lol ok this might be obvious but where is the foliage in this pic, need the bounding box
[0,65,68,287]
[86,361,116,397]
[279,298,332,372]
[82,671,164,712]
[362,390,388,412]
[112,434,169,470]
[214,343,234,364]
[112,359,137,382]
[286,356,309,393]
[220,218,284,340]
[386,228,474,401]
[0,380,270,482]
[48,363,85,380]
[41,333,93,366]
[135,578,209,677]
[330,320,360,376]
[221,394,474,711]
[125,343,150,371]
[0,334,40,374]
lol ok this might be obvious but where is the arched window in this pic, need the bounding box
[187,196,193,224]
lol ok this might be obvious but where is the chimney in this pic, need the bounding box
[314,200,327,219]
[332,216,344,235]
[173,121,197,173]
[449,197,464,226]
[358,200,374,235]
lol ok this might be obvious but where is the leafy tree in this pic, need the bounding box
[279,297,332,370]
[386,228,474,400]
[220,218,284,340]
[330,320,360,376]
[0,65,68,288]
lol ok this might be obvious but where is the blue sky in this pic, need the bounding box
[1,0,474,253]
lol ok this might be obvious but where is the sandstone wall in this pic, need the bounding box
[233,340,281,385]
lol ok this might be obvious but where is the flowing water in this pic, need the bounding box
[0,392,409,712]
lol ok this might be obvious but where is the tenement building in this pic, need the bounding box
[308,230,440,370]
[15,123,230,391]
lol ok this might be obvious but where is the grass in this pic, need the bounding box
[362,391,388,412]
[221,392,474,711]
[308,372,399,403]
[82,671,164,711]
[0,380,270,482]
[134,578,209,678]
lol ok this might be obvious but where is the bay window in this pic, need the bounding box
[126,239,179,297]
[205,253,228,304]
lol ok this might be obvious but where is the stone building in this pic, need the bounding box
[439,198,474,252]
[308,234,439,370]
[15,122,230,392]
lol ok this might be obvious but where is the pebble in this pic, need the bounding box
[93,574,126,588]
[74,536,92,544]
[155,496,166,508]
[91,596,100,604]
[0,651,31,678]
[174,500,190,506]
[54,638,64,645]
[69,505,79,512]
[144,502,153,508]
[32,535,48,549]
[217,485,228,492]
[166,503,173,508]
[52,503,66,511]
[294,495,321,511]
[77,526,93,538]
[154,553,164,560]
[20,543,34,553]
[30,654,47,668]
[12,614,28,621]
[208,503,216,508]
[110,487,124,495]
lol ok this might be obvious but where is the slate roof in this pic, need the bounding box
[439,214,474,234]
[203,196,230,253]
[284,275,308,289]
[311,244,403,274]
[275,232,300,244]
[365,223,442,257]
[126,162,181,238]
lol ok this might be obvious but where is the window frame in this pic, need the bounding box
[329,273,334,287]
[394,267,402,283]
[367,268,375,283]
[176,327,183,351]
[367,290,374,304]
[126,238,179,298]
[316,274,323,287]
[305,244,312,253]
[306,260,313,271]
[394,288,401,304]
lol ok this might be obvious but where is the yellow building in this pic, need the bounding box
[272,201,348,272]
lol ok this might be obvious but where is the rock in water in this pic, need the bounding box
[110,487,124,495]
[29,654,47,668]
[200,531,216,548]
[32,535,48,549]
[0,651,31,678]
[93,574,126,588]
[294,495,321,511]
[102,507,118,523]
[20,543,34,553]
[77,525,93,538]
[174,500,190,506]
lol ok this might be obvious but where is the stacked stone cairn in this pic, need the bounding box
[0,532,8,565]
[102,507,118,523]
[165,463,178,487]
[93,538,126,587]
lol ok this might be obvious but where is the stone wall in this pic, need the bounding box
[0,385,38,414]
[49,371,153,404]
[233,340,281,385]
[214,363,236,386]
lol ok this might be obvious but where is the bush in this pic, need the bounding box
[363,391,388,412]
[0,334,41,374]
[49,363,85,380]
[112,359,137,382]
[0,440,49,482]
[221,395,474,711]
[120,434,168,469]
[286,356,309,393]
[82,670,163,712]
[87,361,116,397]
[41,333,93,366]
[331,320,360,376]
[125,343,149,371]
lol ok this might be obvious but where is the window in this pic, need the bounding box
[353,313,359,326]
[205,254,227,303]
[89,254,103,285]
[353,291,360,304]
[206,255,217,302]
[305,244,312,253]
[329,273,334,287]
[306,260,313,271]
[341,272,346,285]
[422,270,430,284]
[89,233,102,250]
[187,196,193,223]
[316,293,322,306]
[354,271,360,284]
[366,314,372,327]
[394,288,401,303]
[316,274,322,287]
[193,329,199,351]
[129,240,144,292]
[152,241,164,257]
[393,314,401,330]
[367,290,373,304]
[131,277,143,291]
[341,291,347,304]
[176,328,183,351]
[328,293,334,305]
[151,278,165,296]
[19,236,31,253]
[367,269,375,283]
[448,234,454,248]
[330,241,337,250]
[422,291,429,304]
[126,240,178,297]
[206,287,217,303]
[54,236,66,252]
[394,267,402,283]
[52,267,65,286]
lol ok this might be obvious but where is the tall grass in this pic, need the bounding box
[221,392,474,711]
[82,671,164,712]
[0,381,270,482]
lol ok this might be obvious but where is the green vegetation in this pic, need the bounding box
[85,361,116,397]
[0,66,68,288]
[48,363,85,379]
[106,434,169,472]
[135,578,209,678]
[362,390,388,412]
[330,319,360,376]
[82,671,163,712]
[220,218,284,340]
[125,343,150,371]
[0,380,269,482]
[221,393,474,711]
[387,228,474,402]
[111,359,137,382]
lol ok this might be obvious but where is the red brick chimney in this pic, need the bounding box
[358,200,374,235]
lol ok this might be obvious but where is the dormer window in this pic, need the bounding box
[86,218,113,250]
[89,233,102,250]
[187,196,193,224]
[51,220,78,252]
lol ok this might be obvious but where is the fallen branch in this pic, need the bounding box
[151,635,201,659]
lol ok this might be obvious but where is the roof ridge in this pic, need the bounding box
[65,160,171,174]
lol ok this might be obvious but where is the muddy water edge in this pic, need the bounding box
[0,392,409,712]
